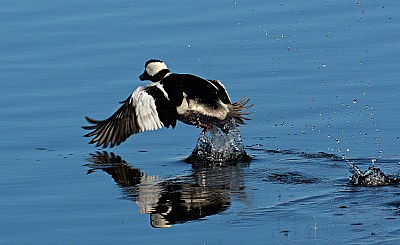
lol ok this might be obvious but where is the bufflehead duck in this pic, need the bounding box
[83,59,252,148]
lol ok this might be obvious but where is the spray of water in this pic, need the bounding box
[347,160,399,186]
[185,125,250,164]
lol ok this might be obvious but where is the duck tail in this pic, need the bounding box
[228,96,254,126]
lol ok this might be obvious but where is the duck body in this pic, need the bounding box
[157,74,233,127]
[83,59,252,148]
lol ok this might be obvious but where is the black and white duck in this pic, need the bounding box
[83,59,252,148]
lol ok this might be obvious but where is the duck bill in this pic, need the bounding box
[139,72,150,81]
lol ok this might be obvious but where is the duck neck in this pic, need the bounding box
[151,69,171,82]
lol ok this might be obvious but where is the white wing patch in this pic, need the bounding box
[130,86,164,132]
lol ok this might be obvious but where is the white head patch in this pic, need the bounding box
[146,61,168,76]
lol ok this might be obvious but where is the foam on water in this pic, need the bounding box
[186,125,250,165]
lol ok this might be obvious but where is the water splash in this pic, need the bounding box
[186,126,250,164]
[348,161,400,186]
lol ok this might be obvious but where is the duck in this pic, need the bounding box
[83,59,252,148]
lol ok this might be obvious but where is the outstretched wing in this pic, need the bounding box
[83,86,176,148]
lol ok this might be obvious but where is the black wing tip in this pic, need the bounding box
[84,116,103,124]
[82,114,131,148]
[88,138,117,149]
[82,116,99,137]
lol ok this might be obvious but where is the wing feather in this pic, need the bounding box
[83,86,169,148]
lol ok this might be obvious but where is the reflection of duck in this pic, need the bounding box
[85,151,246,228]
[83,59,252,148]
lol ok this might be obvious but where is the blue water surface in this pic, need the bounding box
[1,1,400,244]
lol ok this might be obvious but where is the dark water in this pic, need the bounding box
[1,1,400,244]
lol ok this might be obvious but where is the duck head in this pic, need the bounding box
[139,59,171,82]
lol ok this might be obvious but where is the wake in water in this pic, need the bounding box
[185,125,250,165]
[246,144,400,186]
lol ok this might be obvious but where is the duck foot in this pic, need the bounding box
[198,123,217,133]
